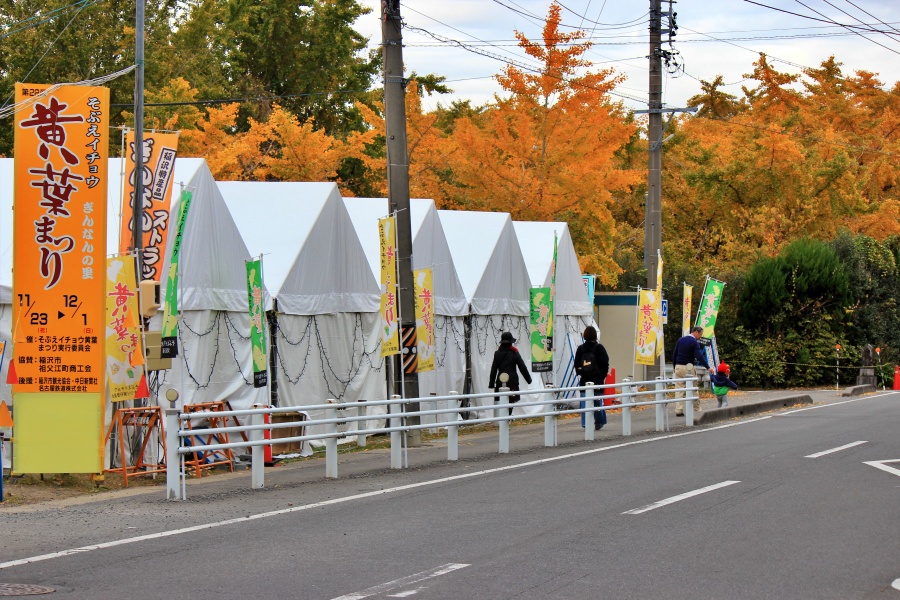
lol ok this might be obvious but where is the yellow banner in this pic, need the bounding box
[635,289,658,366]
[379,216,400,357]
[13,83,109,394]
[105,257,145,402]
[682,284,692,337]
[119,130,179,281]
[414,268,434,373]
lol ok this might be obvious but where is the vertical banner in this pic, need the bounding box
[413,268,434,373]
[105,257,146,402]
[582,275,595,304]
[13,83,109,473]
[655,251,664,357]
[530,287,553,372]
[246,257,268,388]
[634,289,658,366]
[119,130,179,281]
[549,233,557,351]
[160,190,193,358]
[682,283,692,337]
[378,216,400,357]
[694,277,726,338]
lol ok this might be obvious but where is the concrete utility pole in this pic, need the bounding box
[133,0,145,280]
[381,0,421,446]
[647,0,662,294]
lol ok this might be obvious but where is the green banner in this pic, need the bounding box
[695,277,726,338]
[160,190,192,357]
[246,257,268,388]
[530,287,553,372]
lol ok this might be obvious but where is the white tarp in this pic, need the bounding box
[344,198,468,423]
[153,161,265,412]
[513,220,596,394]
[219,182,385,441]
[439,210,544,415]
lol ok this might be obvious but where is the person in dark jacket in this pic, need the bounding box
[489,331,533,415]
[710,362,738,407]
[673,326,710,416]
[573,325,610,430]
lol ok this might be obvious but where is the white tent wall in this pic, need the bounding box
[343,198,468,426]
[439,210,546,417]
[219,182,385,442]
[513,221,598,394]
[154,162,266,413]
[0,159,14,407]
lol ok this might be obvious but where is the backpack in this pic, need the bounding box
[580,345,603,383]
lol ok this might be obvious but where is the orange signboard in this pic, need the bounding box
[12,83,109,394]
[119,130,179,281]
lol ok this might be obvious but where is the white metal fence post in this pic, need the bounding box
[655,377,666,431]
[544,386,557,447]
[621,378,633,436]
[325,401,338,479]
[686,379,695,427]
[164,407,182,501]
[390,394,403,469]
[251,404,265,490]
[584,382,595,441]
[356,399,367,447]
[498,386,510,454]
[447,390,459,461]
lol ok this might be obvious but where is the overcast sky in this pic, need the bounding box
[354,0,900,112]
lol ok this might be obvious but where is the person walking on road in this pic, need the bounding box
[489,331,533,416]
[673,326,710,416]
[573,325,610,430]
[710,362,738,407]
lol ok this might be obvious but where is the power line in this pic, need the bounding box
[790,0,900,56]
[0,0,102,40]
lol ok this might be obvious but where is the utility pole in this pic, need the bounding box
[645,0,663,380]
[381,0,421,446]
[133,0,144,281]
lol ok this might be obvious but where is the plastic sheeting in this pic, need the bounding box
[219,181,379,315]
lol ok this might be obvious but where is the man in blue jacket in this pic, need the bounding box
[673,326,710,416]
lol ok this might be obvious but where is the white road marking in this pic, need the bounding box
[892,577,900,591]
[0,392,892,571]
[329,563,468,600]
[805,440,868,458]
[622,480,741,515]
[863,459,900,478]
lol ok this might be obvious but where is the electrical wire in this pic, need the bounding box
[0,0,102,40]
[790,0,900,56]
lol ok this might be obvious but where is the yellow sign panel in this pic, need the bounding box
[105,257,145,402]
[12,393,103,473]
[379,216,400,357]
[119,130,179,281]
[634,289,658,366]
[414,268,434,373]
[12,83,109,394]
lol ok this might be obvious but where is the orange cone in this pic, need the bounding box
[604,368,617,406]
[263,411,274,465]
[5,360,16,385]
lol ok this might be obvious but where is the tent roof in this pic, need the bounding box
[438,210,530,316]
[344,198,467,317]
[512,221,592,316]
[219,182,379,315]
[158,161,254,312]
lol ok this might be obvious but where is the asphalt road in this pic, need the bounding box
[1,391,898,599]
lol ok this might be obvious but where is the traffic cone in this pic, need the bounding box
[893,366,900,390]
[604,368,617,406]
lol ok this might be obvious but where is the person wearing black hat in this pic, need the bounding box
[489,331,533,415]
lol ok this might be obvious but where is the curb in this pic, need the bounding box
[840,384,876,397]
[695,394,814,425]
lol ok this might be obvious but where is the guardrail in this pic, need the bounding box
[164,376,700,500]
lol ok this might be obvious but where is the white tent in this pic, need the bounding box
[344,198,468,422]
[152,160,264,411]
[438,210,544,415]
[218,182,384,423]
[513,221,595,395]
